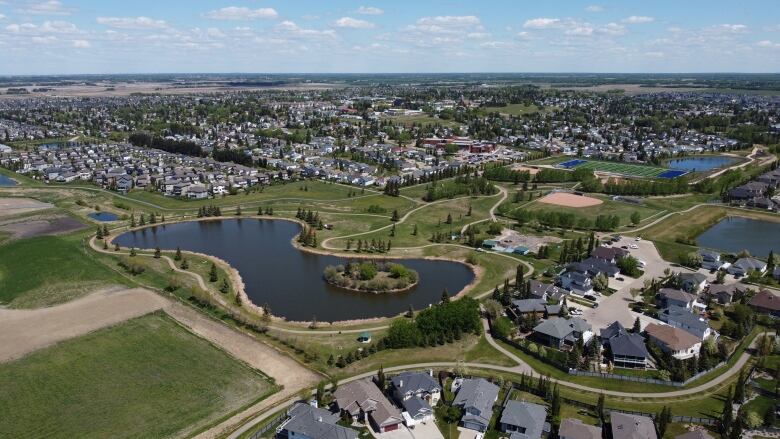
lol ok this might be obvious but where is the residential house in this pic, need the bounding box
[610,412,657,439]
[660,306,714,339]
[452,378,499,432]
[748,289,780,317]
[558,271,595,297]
[590,246,628,263]
[511,299,561,317]
[699,250,725,271]
[645,323,702,360]
[529,280,567,301]
[532,317,593,350]
[678,273,708,293]
[603,323,651,369]
[774,266,780,281]
[333,379,403,433]
[390,371,440,425]
[558,418,601,439]
[499,401,550,439]
[277,403,358,439]
[727,257,767,277]
[707,284,743,305]
[658,288,700,310]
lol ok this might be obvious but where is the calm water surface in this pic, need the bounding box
[115,219,475,321]
[697,217,780,258]
[0,174,17,186]
[88,212,119,221]
[667,156,737,172]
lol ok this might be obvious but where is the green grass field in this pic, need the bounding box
[0,233,132,307]
[0,312,277,439]
[480,104,548,116]
[524,193,662,228]
[565,159,670,178]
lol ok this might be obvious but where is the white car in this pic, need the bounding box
[635,236,642,241]
[630,244,639,249]
[569,308,583,316]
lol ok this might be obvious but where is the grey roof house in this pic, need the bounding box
[658,288,699,310]
[660,306,714,340]
[532,317,593,350]
[558,418,602,439]
[499,400,550,439]
[333,378,403,433]
[608,330,651,369]
[452,378,499,432]
[277,402,358,439]
[727,257,767,277]
[610,412,657,439]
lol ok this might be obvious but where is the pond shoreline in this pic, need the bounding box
[107,215,480,326]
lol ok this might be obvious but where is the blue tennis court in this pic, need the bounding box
[657,170,689,179]
[559,159,587,169]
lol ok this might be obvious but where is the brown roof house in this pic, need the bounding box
[333,378,403,433]
[748,289,780,317]
[645,323,702,360]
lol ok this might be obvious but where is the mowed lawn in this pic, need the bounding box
[524,194,661,228]
[0,313,277,439]
[0,234,131,307]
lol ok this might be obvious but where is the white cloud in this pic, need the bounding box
[0,14,6,20]
[566,25,594,36]
[586,5,604,12]
[644,51,665,57]
[334,17,375,29]
[523,18,561,29]
[356,6,383,16]
[407,15,482,36]
[206,27,225,38]
[716,24,748,33]
[72,39,89,48]
[622,16,654,24]
[97,16,167,30]
[204,7,278,21]
[40,20,79,33]
[467,32,490,39]
[757,40,780,48]
[275,20,336,38]
[19,0,70,16]
[600,22,627,35]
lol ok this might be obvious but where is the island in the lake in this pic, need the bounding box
[323,261,419,293]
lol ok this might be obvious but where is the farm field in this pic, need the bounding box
[0,233,131,307]
[0,312,277,439]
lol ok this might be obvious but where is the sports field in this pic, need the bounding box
[558,159,688,179]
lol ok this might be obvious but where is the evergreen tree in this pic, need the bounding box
[209,262,218,282]
[220,278,230,294]
[174,247,182,261]
[632,317,641,333]
[551,385,561,419]
[720,387,734,435]
[441,288,450,303]
[154,247,161,258]
[596,394,605,424]
[376,365,386,389]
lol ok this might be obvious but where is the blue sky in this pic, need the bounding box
[0,0,778,75]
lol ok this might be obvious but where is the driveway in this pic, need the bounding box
[372,422,444,439]
[456,427,483,439]
[580,237,675,331]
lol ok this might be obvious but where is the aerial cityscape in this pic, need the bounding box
[1,1,779,439]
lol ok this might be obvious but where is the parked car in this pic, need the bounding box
[616,277,625,281]
[621,245,629,249]
[584,294,597,301]
[630,244,639,249]
[635,236,642,241]
[570,309,583,316]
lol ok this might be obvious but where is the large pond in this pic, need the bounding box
[667,156,737,172]
[0,174,18,186]
[114,219,475,321]
[88,212,119,222]
[697,216,780,258]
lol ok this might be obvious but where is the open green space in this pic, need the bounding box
[0,233,131,307]
[567,160,669,178]
[0,312,277,439]
[523,193,661,228]
[480,103,549,116]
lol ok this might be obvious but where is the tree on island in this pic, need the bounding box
[441,288,450,303]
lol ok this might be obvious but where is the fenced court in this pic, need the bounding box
[556,159,689,179]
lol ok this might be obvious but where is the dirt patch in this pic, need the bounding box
[0,216,86,239]
[0,287,168,363]
[495,229,561,251]
[539,192,603,208]
[0,197,54,218]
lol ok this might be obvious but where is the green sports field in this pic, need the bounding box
[565,159,669,178]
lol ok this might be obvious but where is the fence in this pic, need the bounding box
[248,413,287,439]
[567,360,728,388]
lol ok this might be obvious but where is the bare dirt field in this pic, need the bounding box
[495,229,561,251]
[0,287,167,363]
[0,216,85,239]
[0,197,54,218]
[538,192,603,208]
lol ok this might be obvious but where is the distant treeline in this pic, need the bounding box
[129,132,203,157]
[508,208,621,231]
[213,149,252,166]
[423,175,497,201]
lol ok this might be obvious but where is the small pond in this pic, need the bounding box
[696,216,780,258]
[88,212,119,222]
[0,174,18,186]
[667,156,738,172]
[114,219,475,321]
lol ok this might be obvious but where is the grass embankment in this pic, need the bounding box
[638,205,780,261]
[0,233,132,307]
[0,312,277,439]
